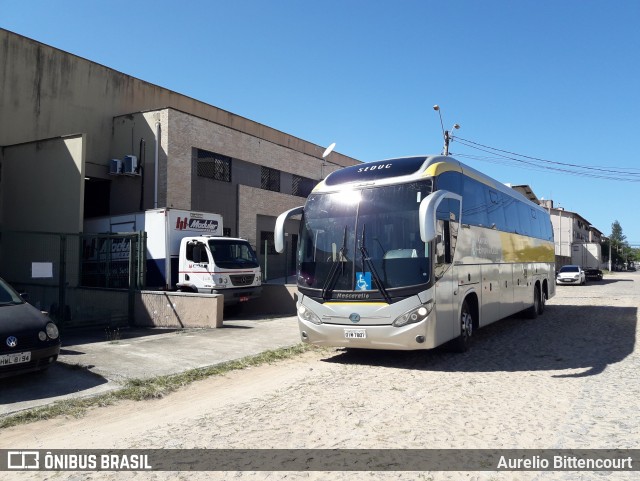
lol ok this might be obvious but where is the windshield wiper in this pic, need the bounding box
[359,224,392,303]
[321,225,348,300]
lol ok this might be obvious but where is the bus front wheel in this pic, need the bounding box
[452,300,473,353]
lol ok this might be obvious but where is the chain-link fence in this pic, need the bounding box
[0,231,145,329]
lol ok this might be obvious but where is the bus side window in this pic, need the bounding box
[487,189,506,230]
[503,196,520,234]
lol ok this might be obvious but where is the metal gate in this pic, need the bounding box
[0,231,146,329]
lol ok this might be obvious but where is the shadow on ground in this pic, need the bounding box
[0,363,108,405]
[323,304,637,377]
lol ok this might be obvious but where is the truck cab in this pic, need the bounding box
[176,236,262,305]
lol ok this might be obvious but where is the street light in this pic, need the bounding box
[321,142,336,179]
[433,105,460,156]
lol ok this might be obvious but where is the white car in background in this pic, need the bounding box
[556,265,586,285]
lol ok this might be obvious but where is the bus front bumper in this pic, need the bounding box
[297,317,437,351]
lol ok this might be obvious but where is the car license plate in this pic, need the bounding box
[344,329,366,339]
[0,351,31,366]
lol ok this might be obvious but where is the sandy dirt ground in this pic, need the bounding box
[2,272,640,481]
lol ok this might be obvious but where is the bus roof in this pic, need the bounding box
[317,155,544,211]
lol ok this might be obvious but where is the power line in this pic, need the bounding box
[451,137,640,182]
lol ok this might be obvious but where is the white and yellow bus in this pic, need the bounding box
[275,155,555,352]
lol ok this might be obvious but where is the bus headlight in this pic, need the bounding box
[393,301,434,327]
[298,305,322,325]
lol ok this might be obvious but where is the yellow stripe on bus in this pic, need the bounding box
[423,162,462,177]
[424,161,498,188]
[499,232,555,263]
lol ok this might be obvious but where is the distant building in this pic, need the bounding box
[514,188,604,267]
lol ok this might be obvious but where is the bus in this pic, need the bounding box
[274,155,555,352]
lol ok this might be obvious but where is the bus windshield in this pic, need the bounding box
[298,180,432,294]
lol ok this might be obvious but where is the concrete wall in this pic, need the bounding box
[111,111,167,213]
[1,29,359,183]
[1,134,85,232]
[241,284,298,316]
[134,291,224,328]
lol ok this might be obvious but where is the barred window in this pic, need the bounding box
[292,175,316,198]
[196,149,231,182]
[261,166,280,192]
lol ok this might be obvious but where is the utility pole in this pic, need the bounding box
[433,105,460,156]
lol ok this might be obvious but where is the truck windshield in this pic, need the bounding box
[298,180,432,293]
[208,239,259,269]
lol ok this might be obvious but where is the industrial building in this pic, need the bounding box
[0,28,360,324]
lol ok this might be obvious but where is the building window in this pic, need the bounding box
[292,175,316,198]
[196,149,231,182]
[261,166,280,192]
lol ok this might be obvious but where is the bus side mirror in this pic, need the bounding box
[275,206,304,253]
[419,190,462,243]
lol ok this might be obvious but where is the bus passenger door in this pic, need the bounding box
[433,198,461,342]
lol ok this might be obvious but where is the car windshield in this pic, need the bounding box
[0,278,26,306]
[559,266,579,273]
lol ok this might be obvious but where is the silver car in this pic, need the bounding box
[556,265,586,285]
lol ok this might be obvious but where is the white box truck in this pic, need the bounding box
[571,242,602,269]
[83,208,261,305]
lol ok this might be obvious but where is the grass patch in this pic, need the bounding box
[0,343,317,430]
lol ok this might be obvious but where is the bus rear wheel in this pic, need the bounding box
[537,287,546,315]
[452,300,473,353]
[525,286,540,319]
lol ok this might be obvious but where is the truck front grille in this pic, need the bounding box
[229,274,255,287]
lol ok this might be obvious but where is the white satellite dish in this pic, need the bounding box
[322,142,336,159]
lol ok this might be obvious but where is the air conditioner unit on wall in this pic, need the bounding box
[123,155,139,175]
[109,159,122,175]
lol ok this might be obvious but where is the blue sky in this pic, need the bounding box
[2,1,640,243]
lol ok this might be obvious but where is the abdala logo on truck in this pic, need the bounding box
[175,217,219,233]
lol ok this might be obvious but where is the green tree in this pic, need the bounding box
[610,220,629,268]
[611,220,626,244]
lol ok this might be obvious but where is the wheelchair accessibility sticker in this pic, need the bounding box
[356,272,371,291]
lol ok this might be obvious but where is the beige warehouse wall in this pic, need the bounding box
[0,29,359,182]
[111,111,168,213]
[1,134,85,232]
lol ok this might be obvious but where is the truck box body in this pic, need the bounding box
[571,242,602,269]
[84,208,223,289]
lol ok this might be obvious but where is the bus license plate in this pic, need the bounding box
[0,351,31,366]
[344,329,366,339]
